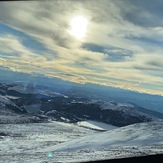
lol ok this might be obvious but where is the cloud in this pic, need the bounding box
[146,60,163,68]
[0,1,163,96]
[121,0,163,27]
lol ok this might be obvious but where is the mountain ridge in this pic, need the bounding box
[1,83,163,127]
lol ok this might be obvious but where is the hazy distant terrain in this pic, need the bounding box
[1,70,163,113]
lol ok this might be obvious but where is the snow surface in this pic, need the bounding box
[0,121,97,163]
[77,120,118,131]
[0,121,163,163]
[43,121,163,152]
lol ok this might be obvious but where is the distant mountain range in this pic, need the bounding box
[1,69,163,113]
[0,82,163,126]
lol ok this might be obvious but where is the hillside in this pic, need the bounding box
[0,121,163,163]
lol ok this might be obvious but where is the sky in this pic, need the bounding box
[0,0,163,96]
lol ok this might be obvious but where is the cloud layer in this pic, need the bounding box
[0,0,163,95]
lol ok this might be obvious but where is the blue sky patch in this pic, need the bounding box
[0,23,56,59]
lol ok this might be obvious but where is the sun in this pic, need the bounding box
[69,16,88,40]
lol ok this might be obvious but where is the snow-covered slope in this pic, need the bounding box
[0,95,44,124]
[0,95,25,114]
[0,121,97,163]
[49,121,163,152]
[0,121,163,163]
[77,120,118,131]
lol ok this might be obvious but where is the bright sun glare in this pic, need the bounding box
[69,16,88,40]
